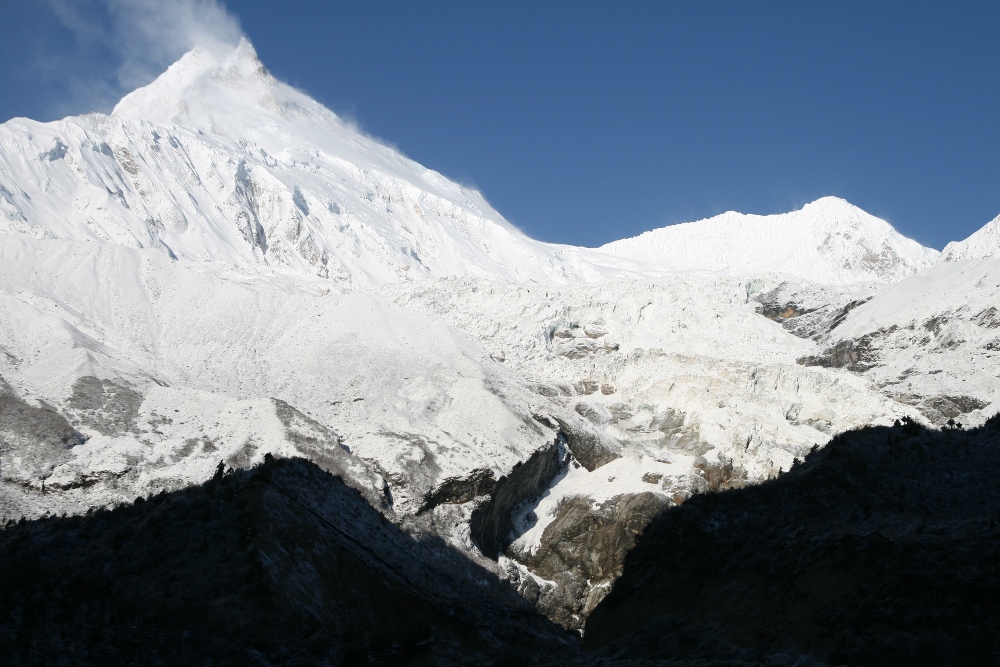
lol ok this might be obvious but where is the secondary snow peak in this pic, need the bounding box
[599,197,939,285]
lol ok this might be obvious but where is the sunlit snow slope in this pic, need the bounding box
[599,197,939,285]
[942,213,1000,261]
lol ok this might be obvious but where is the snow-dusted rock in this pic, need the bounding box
[797,258,1000,425]
[0,235,597,522]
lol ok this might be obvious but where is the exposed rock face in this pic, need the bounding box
[753,281,875,341]
[510,492,672,629]
[0,457,571,666]
[270,398,392,509]
[796,332,886,372]
[471,441,565,559]
[692,456,746,492]
[584,417,1000,666]
[549,414,622,471]
[913,394,990,424]
[421,467,496,511]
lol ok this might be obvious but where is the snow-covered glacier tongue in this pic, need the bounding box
[1,37,999,643]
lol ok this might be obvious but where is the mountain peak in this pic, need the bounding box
[231,36,263,67]
[0,36,583,288]
[111,38,310,134]
[802,195,858,213]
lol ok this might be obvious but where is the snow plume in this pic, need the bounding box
[103,0,243,88]
[41,0,244,114]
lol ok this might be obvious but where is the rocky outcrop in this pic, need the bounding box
[797,330,889,372]
[421,468,496,511]
[272,398,391,509]
[692,456,746,492]
[510,492,672,630]
[753,282,874,340]
[470,442,566,559]
[64,376,143,436]
[914,394,990,425]
[546,413,621,472]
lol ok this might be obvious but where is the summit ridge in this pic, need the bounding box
[942,213,1000,261]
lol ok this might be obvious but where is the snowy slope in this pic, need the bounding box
[799,257,1000,425]
[0,234,596,522]
[387,273,913,498]
[385,276,921,623]
[941,213,1000,261]
[599,197,939,285]
[0,234,913,629]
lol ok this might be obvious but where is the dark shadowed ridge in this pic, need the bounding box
[0,457,573,666]
[581,415,1000,667]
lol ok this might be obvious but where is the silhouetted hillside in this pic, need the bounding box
[0,457,570,666]
[583,416,1000,666]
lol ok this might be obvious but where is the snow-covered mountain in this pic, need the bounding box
[599,197,939,285]
[1,38,998,634]
[0,39,629,289]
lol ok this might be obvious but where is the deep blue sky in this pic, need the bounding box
[1,1,998,249]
